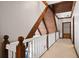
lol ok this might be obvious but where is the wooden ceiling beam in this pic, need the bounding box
[38,28,42,35]
[42,1,48,7]
[43,19,49,34]
[53,1,73,13]
[26,6,48,39]
[43,1,57,32]
[55,1,76,19]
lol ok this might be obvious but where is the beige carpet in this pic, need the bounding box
[41,39,77,58]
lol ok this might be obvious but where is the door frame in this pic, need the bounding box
[62,22,71,39]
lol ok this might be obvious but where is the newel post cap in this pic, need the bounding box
[18,36,24,43]
[4,35,9,40]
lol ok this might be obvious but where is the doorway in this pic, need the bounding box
[62,22,71,39]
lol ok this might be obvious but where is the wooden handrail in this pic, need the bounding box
[42,1,48,6]
[2,35,10,58]
[26,6,48,39]
[16,36,25,58]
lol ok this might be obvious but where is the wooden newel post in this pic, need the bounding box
[16,36,25,58]
[2,35,10,58]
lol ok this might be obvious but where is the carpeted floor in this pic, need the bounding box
[41,39,77,58]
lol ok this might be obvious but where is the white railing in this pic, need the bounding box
[56,31,59,41]
[48,32,59,48]
[6,32,59,58]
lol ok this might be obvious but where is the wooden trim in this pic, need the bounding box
[47,5,57,31]
[38,28,42,35]
[52,5,57,31]
[73,16,75,44]
[26,6,48,39]
[62,22,71,39]
[43,19,49,34]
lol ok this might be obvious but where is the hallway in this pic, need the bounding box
[1,1,79,58]
[41,39,77,58]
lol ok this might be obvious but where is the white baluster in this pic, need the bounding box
[8,50,13,58]
[13,52,16,58]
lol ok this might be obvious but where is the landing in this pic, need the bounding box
[41,39,77,58]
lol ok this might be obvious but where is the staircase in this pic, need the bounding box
[1,1,58,58]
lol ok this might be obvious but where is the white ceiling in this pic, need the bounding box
[56,11,72,18]
[47,1,62,5]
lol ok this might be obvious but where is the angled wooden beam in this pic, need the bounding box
[54,1,73,13]
[52,5,57,31]
[42,1,48,7]
[38,28,42,35]
[43,1,58,31]
[43,18,49,49]
[26,6,48,39]
[55,1,76,20]
[43,19,49,34]
[56,1,76,19]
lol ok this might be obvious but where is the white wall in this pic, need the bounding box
[55,16,62,38]
[73,1,79,56]
[0,1,46,57]
[0,1,45,42]
[48,32,55,47]
[35,29,40,36]
[56,32,59,41]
